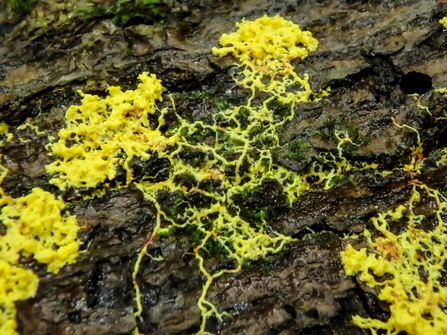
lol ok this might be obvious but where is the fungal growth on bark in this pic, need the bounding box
[2,1,447,335]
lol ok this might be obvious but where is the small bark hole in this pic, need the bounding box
[438,131,447,149]
[400,71,432,95]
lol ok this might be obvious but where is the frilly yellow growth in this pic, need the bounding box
[0,123,13,143]
[0,261,38,335]
[212,15,321,104]
[440,17,447,29]
[46,72,178,190]
[42,15,334,335]
[0,187,80,273]
[341,185,447,335]
[0,186,79,335]
[212,15,318,65]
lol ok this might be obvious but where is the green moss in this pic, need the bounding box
[281,138,310,161]
[347,124,357,139]
[188,90,216,100]
[174,90,216,100]
[178,237,187,247]
[347,176,357,186]
[347,124,370,147]
[77,0,163,26]
[189,225,206,248]
[199,237,229,260]
[328,175,345,187]
[9,0,36,14]
[324,115,337,127]
[241,257,271,275]
[216,99,229,111]
[253,207,268,221]
[215,96,238,111]
[316,129,330,140]
[315,116,339,142]
[289,138,309,151]
[280,151,307,161]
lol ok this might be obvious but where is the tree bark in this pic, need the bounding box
[1,0,447,334]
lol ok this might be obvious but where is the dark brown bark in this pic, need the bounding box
[2,0,447,334]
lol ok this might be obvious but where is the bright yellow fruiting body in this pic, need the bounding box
[0,260,38,335]
[440,17,447,29]
[46,72,178,190]
[212,15,324,104]
[0,188,80,273]
[0,162,80,335]
[341,183,447,335]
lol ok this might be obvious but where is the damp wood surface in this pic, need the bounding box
[2,1,447,335]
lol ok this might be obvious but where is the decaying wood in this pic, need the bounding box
[1,0,447,334]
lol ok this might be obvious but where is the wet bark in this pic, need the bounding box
[2,0,447,334]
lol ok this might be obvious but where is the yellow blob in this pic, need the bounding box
[0,180,80,335]
[212,15,323,104]
[440,17,447,29]
[0,261,39,335]
[0,123,13,143]
[212,14,318,66]
[0,187,80,273]
[46,72,179,190]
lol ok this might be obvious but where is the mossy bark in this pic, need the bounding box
[2,0,447,334]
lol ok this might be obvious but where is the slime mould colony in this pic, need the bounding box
[1,13,447,335]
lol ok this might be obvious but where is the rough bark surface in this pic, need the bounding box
[1,0,447,334]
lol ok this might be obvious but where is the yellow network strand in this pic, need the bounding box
[391,117,424,172]
[129,16,340,334]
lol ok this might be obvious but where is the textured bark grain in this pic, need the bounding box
[2,0,447,334]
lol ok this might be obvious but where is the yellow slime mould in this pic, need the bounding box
[0,164,80,335]
[0,261,38,335]
[212,14,322,104]
[46,72,178,190]
[440,16,447,29]
[341,183,447,335]
[7,9,447,335]
[44,15,335,335]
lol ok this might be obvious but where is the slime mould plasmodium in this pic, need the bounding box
[336,18,447,335]
[2,13,447,335]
